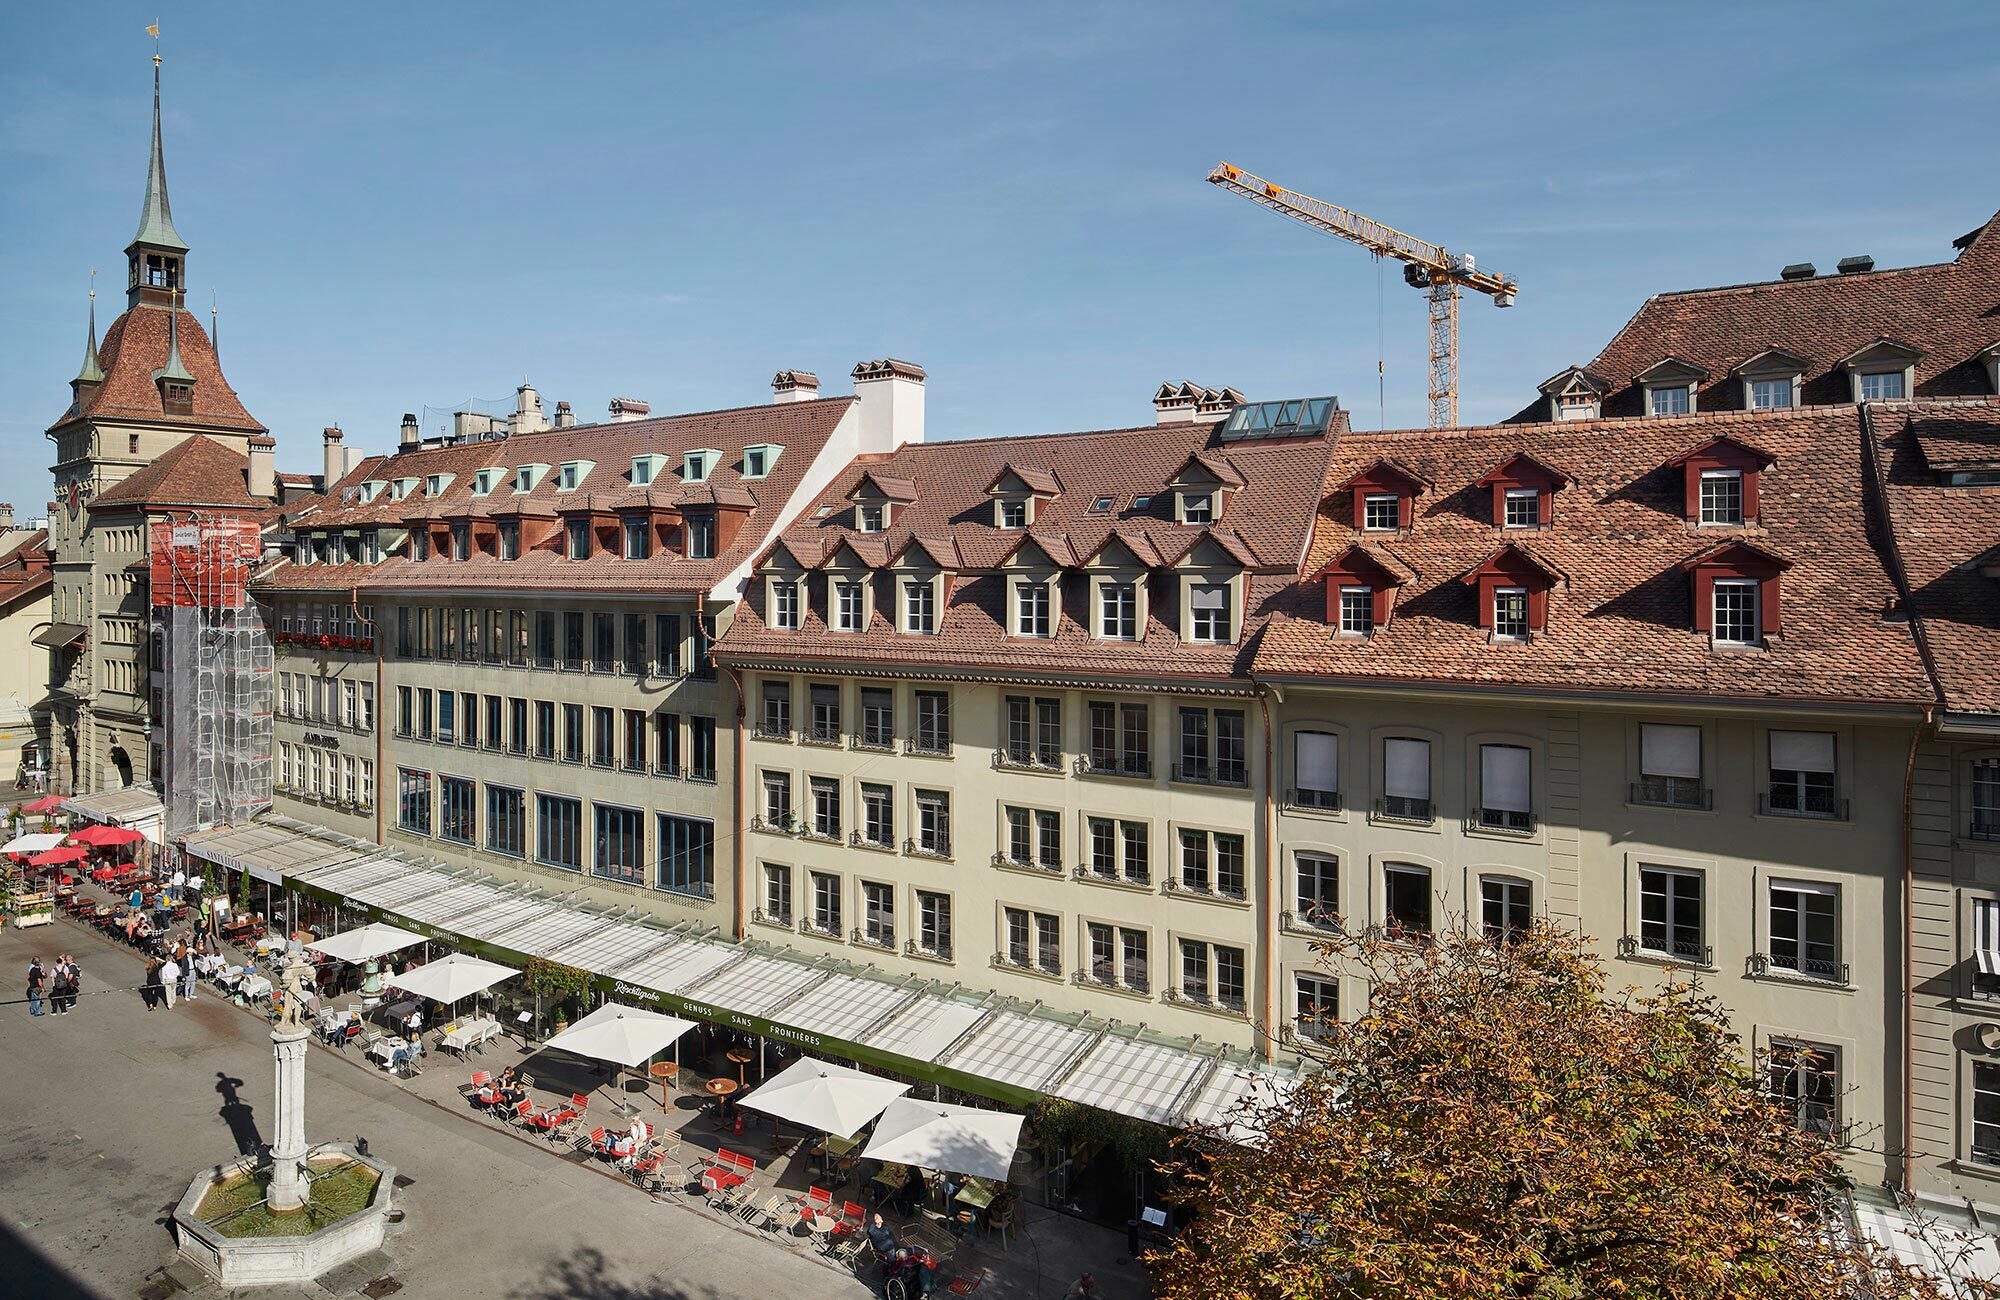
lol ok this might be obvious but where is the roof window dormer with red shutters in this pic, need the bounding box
[1310,543,1413,637]
[1663,435,1776,527]
[1474,452,1571,531]
[1337,458,1429,533]
[1682,540,1789,648]
[1461,544,1562,642]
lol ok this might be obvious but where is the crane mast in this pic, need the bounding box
[1207,161,1517,429]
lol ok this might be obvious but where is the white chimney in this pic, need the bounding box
[851,358,925,451]
[398,412,420,454]
[1154,382,1198,425]
[247,434,277,500]
[554,400,576,429]
[321,425,345,489]
[609,397,651,423]
[772,370,821,404]
[508,382,548,435]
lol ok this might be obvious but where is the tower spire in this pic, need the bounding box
[154,290,195,388]
[132,35,187,255]
[74,274,105,386]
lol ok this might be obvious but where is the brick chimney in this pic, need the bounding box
[554,401,576,430]
[851,359,925,451]
[322,425,344,490]
[247,434,277,500]
[772,370,821,404]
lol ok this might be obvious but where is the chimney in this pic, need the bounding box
[0,503,14,530]
[1196,386,1245,421]
[608,397,651,423]
[247,434,277,500]
[321,425,344,490]
[399,412,420,454]
[509,382,548,435]
[1779,262,1817,281]
[851,359,925,451]
[1837,255,1876,275]
[772,370,821,404]
[1154,382,1199,425]
[554,400,576,429]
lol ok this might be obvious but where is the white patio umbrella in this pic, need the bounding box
[309,922,425,965]
[1,832,65,856]
[384,953,519,1005]
[738,1057,910,1139]
[542,1001,697,1069]
[861,1097,1025,1183]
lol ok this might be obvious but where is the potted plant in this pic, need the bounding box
[526,957,592,1036]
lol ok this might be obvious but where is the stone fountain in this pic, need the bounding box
[172,952,397,1285]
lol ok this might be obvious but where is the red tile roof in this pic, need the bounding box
[256,396,855,596]
[1868,399,2000,715]
[88,436,272,512]
[719,418,1340,684]
[1253,406,1934,708]
[51,305,263,434]
[1513,211,2000,420]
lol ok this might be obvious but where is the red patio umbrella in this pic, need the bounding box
[28,845,87,866]
[21,795,64,815]
[69,824,143,848]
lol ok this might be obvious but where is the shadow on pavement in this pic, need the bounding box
[508,1246,720,1300]
[0,1217,105,1300]
[215,1070,262,1156]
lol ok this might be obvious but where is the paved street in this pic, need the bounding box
[0,916,876,1300]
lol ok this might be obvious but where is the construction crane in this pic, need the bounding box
[1207,161,1517,429]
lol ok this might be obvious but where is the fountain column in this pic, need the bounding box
[266,957,313,1213]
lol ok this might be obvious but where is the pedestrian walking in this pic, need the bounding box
[160,953,181,1009]
[142,956,162,1010]
[26,957,46,1017]
[180,948,198,1003]
[52,956,78,1015]
[199,894,213,936]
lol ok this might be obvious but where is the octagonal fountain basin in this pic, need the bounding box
[173,1143,396,1286]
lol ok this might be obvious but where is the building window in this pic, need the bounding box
[809,684,841,744]
[622,709,646,771]
[1087,700,1150,777]
[1188,583,1231,644]
[593,804,644,886]
[655,712,680,774]
[685,513,715,560]
[834,580,866,633]
[1481,876,1533,943]
[855,503,884,533]
[451,523,470,560]
[855,688,894,750]
[591,613,615,671]
[1767,879,1840,981]
[486,786,524,857]
[397,768,432,835]
[761,772,792,829]
[1768,730,1839,818]
[1004,695,1062,768]
[997,499,1027,530]
[810,777,841,840]
[1712,579,1759,645]
[1858,371,1905,400]
[1382,737,1432,821]
[1004,908,1061,974]
[508,698,527,754]
[533,700,556,759]
[1975,759,2000,840]
[1478,743,1533,831]
[499,521,520,560]
[1181,492,1213,525]
[623,519,650,559]
[1014,580,1052,638]
[1295,973,1338,1040]
[770,581,800,630]
[1384,863,1432,935]
[1647,385,1691,417]
[561,704,584,763]
[657,814,714,898]
[566,519,590,560]
[914,691,951,755]
[902,579,935,634]
[1178,941,1245,1009]
[1099,581,1137,641]
[1749,377,1793,410]
[1293,730,1339,809]
[760,680,792,739]
[1768,1042,1838,1137]
[810,872,842,936]
[1362,493,1399,531]
[916,890,951,958]
[862,881,895,946]
[1502,488,1539,529]
[1639,866,1705,962]
[439,775,475,844]
[655,614,682,676]
[762,864,792,926]
[915,791,951,856]
[1296,852,1338,925]
[1492,587,1529,640]
[1338,586,1373,636]
[860,783,894,847]
[1636,723,1704,808]
[1177,707,1246,785]
[1974,1063,2000,1165]
[591,706,616,767]
[1177,829,1245,898]
[562,611,585,669]
[1699,470,1744,525]
[1087,923,1148,992]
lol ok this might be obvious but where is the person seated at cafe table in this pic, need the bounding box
[493,1067,527,1108]
[866,1213,936,1295]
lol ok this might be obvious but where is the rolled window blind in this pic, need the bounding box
[1481,744,1531,813]
[1384,738,1430,800]
[1770,730,1835,773]
[1640,724,1701,779]
[1296,732,1339,793]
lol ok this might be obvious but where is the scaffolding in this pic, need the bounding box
[150,515,272,838]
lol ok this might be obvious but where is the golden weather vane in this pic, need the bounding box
[147,21,160,65]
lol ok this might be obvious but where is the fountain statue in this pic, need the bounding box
[265,952,314,1213]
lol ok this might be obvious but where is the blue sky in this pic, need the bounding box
[2,1,1995,493]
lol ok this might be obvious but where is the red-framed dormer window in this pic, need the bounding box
[1663,436,1776,526]
[1336,459,1429,533]
[1474,453,1571,530]
[1310,544,1410,634]
[1460,544,1561,639]
[1682,541,1788,644]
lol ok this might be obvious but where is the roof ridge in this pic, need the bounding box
[1647,260,1955,301]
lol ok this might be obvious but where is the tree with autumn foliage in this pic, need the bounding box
[1147,921,1986,1300]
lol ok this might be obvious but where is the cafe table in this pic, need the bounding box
[650,1060,679,1111]
[705,1076,738,1117]
[955,1178,997,1210]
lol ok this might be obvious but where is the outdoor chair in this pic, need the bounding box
[464,1071,493,1104]
[756,1192,798,1234]
[627,1148,677,1198]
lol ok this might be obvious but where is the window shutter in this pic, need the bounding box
[1480,744,1532,813]
[1296,732,1339,793]
[1770,730,1835,773]
[1384,739,1430,800]
[1191,584,1228,612]
[1640,724,1701,779]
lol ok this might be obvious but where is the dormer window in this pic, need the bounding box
[743,445,780,478]
[514,463,549,494]
[1666,436,1774,527]
[623,519,650,559]
[361,531,381,564]
[498,522,520,560]
[411,531,429,561]
[450,522,470,561]
[424,473,450,497]
[1841,338,1923,404]
[997,499,1027,530]
[1502,489,1539,529]
[1750,378,1793,410]
[1857,371,1905,400]
[1699,471,1743,525]
[833,579,867,632]
[1180,492,1214,525]
[1492,588,1529,640]
[557,462,583,491]
[1636,357,1706,418]
[1362,494,1399,531]
[1337,586,1373,635]
[1462,544,1560,640]
[855,503,885,533]
[769,579,800,630]
[360,480,385,504]
[472,469,498,496]
[631,455,665,486]
[390,478,414,502]
[1188,583,1231,644]
[1339,458,1427,533]
[683,450,719,483]
[1712,579,1759,645]
[685,512,716,560]
[1683,541,1788,647]
[1312,544,1409,635]
[1539,367,1608,422]
[901,577,937,634]
[566,519,590,559]
[1012,578,1054,638]
[1098,580,1138,641]
[1648,386,1691,417]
